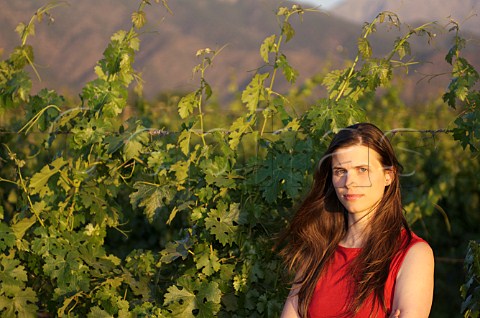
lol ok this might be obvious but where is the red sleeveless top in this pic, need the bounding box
[308,231,426,318]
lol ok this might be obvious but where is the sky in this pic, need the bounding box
[296,0,344,9]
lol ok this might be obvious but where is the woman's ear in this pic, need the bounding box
[385,170,394,186]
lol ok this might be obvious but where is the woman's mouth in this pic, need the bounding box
[343,194,364,201]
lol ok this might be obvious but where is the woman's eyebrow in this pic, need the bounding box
[332,163,370,169]
[355,164,371,167]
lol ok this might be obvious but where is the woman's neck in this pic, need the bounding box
[340,210,374,248]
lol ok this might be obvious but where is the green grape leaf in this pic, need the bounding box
[252,140,312,203]
[170,160,190,186]
[31,228,55,256]
[100,30,138,83]
[396,39,411,60]
[203,80,212,101]
[307,98,366,133]
[76,184,121,227]
[164,277,221,318]
[221,293,238,312]
[0,223,16,251]
[205,202,242,246]
[168,201,195,225]
[178,92,197,119]
[160,238,192,264]
[443,88,457,109]
[461,241,480,316]
[228,117,254,150]
[130,181,175,223]
[254,157,281,203]
[104,118,143,156]
[102,83,128,117]
[282,21,295,43]
[105,133,126,155]
[15,22,34,40]
[446,37,466,64]
[71,117,109,148]
[10,45,34,70]
[244,289,260,310]
[11,215,36,240]
[26,89,63,132]
[377,61,392,86]
[1,257,27,284]
[164,285,196,317]
[29,157,67,196]
[0,286,38,318]
[132,11,146,29]
[147,151,167,172]
[0,69,32,109]
[194,244,221,276]
[43,249,90,296]
[35,232,90,295]
[0,257,38,316]
[241,73,269,115]
[358,37,372,59]
[200,156,236,188]
[123,125,149,161]
[87,306,113,318]
[196,282,222,318]
[125,249,157,277]
[322,69,344,98]
[111,29,140,51]
[260,35,276,63]
[178,130,192,155]
[277,7,289,16]
[276,53,298,83]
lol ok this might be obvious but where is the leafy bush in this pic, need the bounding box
[0,1,478,317]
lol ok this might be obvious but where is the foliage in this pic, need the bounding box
[0,1,478,317]
[364,86,479,317]
[440,20,480,318]
[461,241,480,318]
[443,21,480,153]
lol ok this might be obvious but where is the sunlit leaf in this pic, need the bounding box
[260,35,276,63]
[205,202,241,246]
[358,37,372,59]
[132,11,146,29]
[130,181,175,222]
[276,54,298,83]
[178,92,197,119]
[282,21,295,43]
[164,277,221,318]
[11,216,36,240]
[29,157,67,196]
[241,73,269,115]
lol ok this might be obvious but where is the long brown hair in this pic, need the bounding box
[278,123,411,317]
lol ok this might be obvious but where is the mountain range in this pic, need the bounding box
[0,0,479,104]
[331,0,480,34]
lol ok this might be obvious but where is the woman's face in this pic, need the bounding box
[331,144,392,215]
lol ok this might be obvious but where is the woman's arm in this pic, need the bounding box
[390,242,434,318]
[280,268,304,318]
[280,289,300,318]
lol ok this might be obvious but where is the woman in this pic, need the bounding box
[279,123,434,318]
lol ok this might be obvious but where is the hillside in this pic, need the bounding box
[332,0,480,34]
[0,0,360,99]
[0,0,478,103]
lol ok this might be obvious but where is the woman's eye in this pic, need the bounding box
[334,169,346,176]
[359,167,368,173]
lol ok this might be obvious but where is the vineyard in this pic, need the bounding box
[0,1,479,317]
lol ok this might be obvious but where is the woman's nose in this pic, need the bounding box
[344,171,357,188]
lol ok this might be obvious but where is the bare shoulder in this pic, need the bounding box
[400,241,434,272]
[392,241,434,317]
